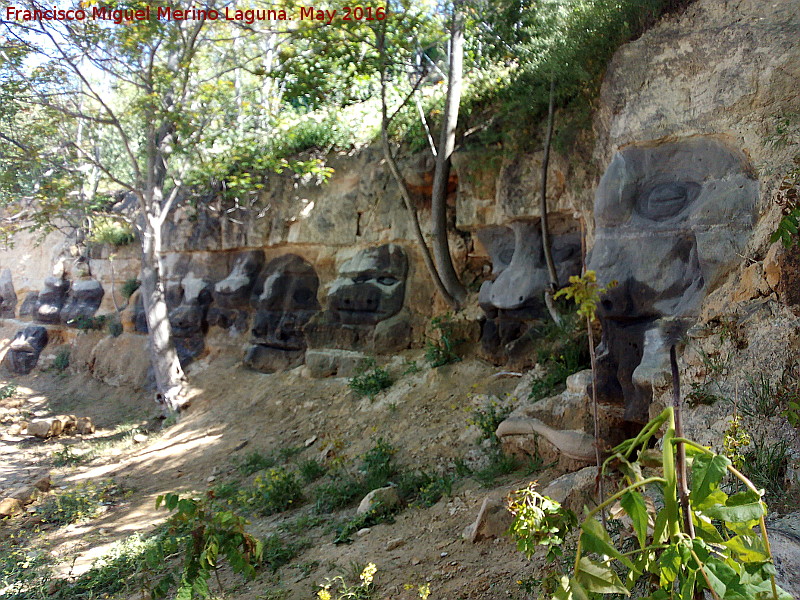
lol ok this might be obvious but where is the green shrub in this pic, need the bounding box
[36,480,120,526]
[313,477,365,514]
[120,277,140,299]
[298,458,327,483]
[425,314,462,368]
[261,534,297,573]
[70,314,107,331]
[396,471,453,508]
[53,348,70,372]
[251,467,303,515]
[237,450,276,475]
[348,358,392,399]
[88,216,135,246]
[0,383,17,400]
[468,400,512,445]
[106,318,123,337]
[360,438,397,490]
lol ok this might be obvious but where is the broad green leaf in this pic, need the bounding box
[702,500,764,523]
[692,513,725,544]
[581,517,635,570]
[620,490,648,549]
[659,545,681,585]
[652,508,669,544]
[553,576,590,600]
[691,453,731,504]
[722,534,768,563]
[703,558,750,600]
[575,556,630,595]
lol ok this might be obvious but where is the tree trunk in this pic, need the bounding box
[139,212,188,414]
[376,23,457,310]
[430,2,467,306]
[540,78,561,326]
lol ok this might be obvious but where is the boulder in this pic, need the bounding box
[357,485,401,516]
[75,417,95,435]
[0,497,23,517]
[462,494,513,543]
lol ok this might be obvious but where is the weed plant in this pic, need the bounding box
[120,277,140,299]
[36,480,120,526]
[0,383,17,400]
[251,467,303,515]
[298,459,327,483]
[52,348,70,372]
[348,358,392,399]
[88,217,135,246]
[425,314,462,368]
[237,450,277,475]
[469,400,512,444]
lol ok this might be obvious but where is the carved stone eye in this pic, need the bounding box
[377,276,398,286]
[636,182,701,221]
[292,288,312,305]
[499,248,515,266]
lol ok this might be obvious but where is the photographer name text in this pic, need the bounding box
[6,5,387,25]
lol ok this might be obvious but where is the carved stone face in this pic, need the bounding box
[35,276,69,324]
[326,244,408,325]
[212,250,265,309]
[168,273,214,365]
[244,254,320,373]
[478,222,582,364]
[61,279,105,326]
[588,136,757,422]
[6,326,48,374]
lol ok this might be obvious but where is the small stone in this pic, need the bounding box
[27,420,59,438]
[304,435,317,447]
[386,538,404,551]
[206,476,216,483]
[133,433,148,443]
[356,528,371,537]
[411,557,421,566]
[99,528,109,535]
[33,475,51,493]
[440,552,448,558]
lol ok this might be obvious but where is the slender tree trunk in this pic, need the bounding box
[587,315,606,528]
[430,2,467,306]
[540,78,562,326]
[139,210,187,413]
[376,25,457,310]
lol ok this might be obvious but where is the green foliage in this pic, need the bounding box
[742,438,792,505]
[107,317,123,337]
[70,314,108,332]
[260,534,298,573]
[121,278,141,300]
[52,348,70,372]
[530,343,589,402]
[396,470,453,509]
[0,383,17,400]
[298,459,328,484]
[740,373,783,419]
[554,271,616,321]
[88,216,135,246]
[468,400,512,444]
[722,415,751,472]
[151,492,264,600]
[237,451,277,476]
[251,467,303,516]
[512,407,790,600]
[770,155,800,248]
[348,358,393,399]
[474,449,521,487]
[316,562,378,600]
[36,480,120,526]
[333,509,396,545]
[425,314,462,368]
[0,543,53,600]
[507,483,578,562]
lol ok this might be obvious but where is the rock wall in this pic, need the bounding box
[0,0,798,413]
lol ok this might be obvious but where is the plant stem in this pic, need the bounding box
[671,345,695,538]
[587,314,606,528]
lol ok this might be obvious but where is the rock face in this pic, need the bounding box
[168,271,215,366]
[477,222,582,365]
[306,244,411,355]
[209,251,264,334]
[5,326,48,374]
[61,278,105,326]
[589,136,757,423]
[244,254,320,373]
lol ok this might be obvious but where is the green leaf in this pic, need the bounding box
[680,569,697,600]
[659,545,682,585]
[620,490,648,549]
[691,453,731,504]
[581,518,636,570]
[575,556,630,595]
[652,508,669,544]
[722,534,769,563]
[703,558,750,600]
[702,500,764,523]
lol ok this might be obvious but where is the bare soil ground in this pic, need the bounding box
[0,351,567,600]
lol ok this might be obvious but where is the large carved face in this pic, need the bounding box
[212,250,265,309]
[478,222,581,363]
[35,276,69,324]
[6,326,48,375]
[61,279,105,326]
[588,136,757,422]
[168,272,214,365]
[244,254,320,373]
[0,269,17,318]
[326,244,407,325]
